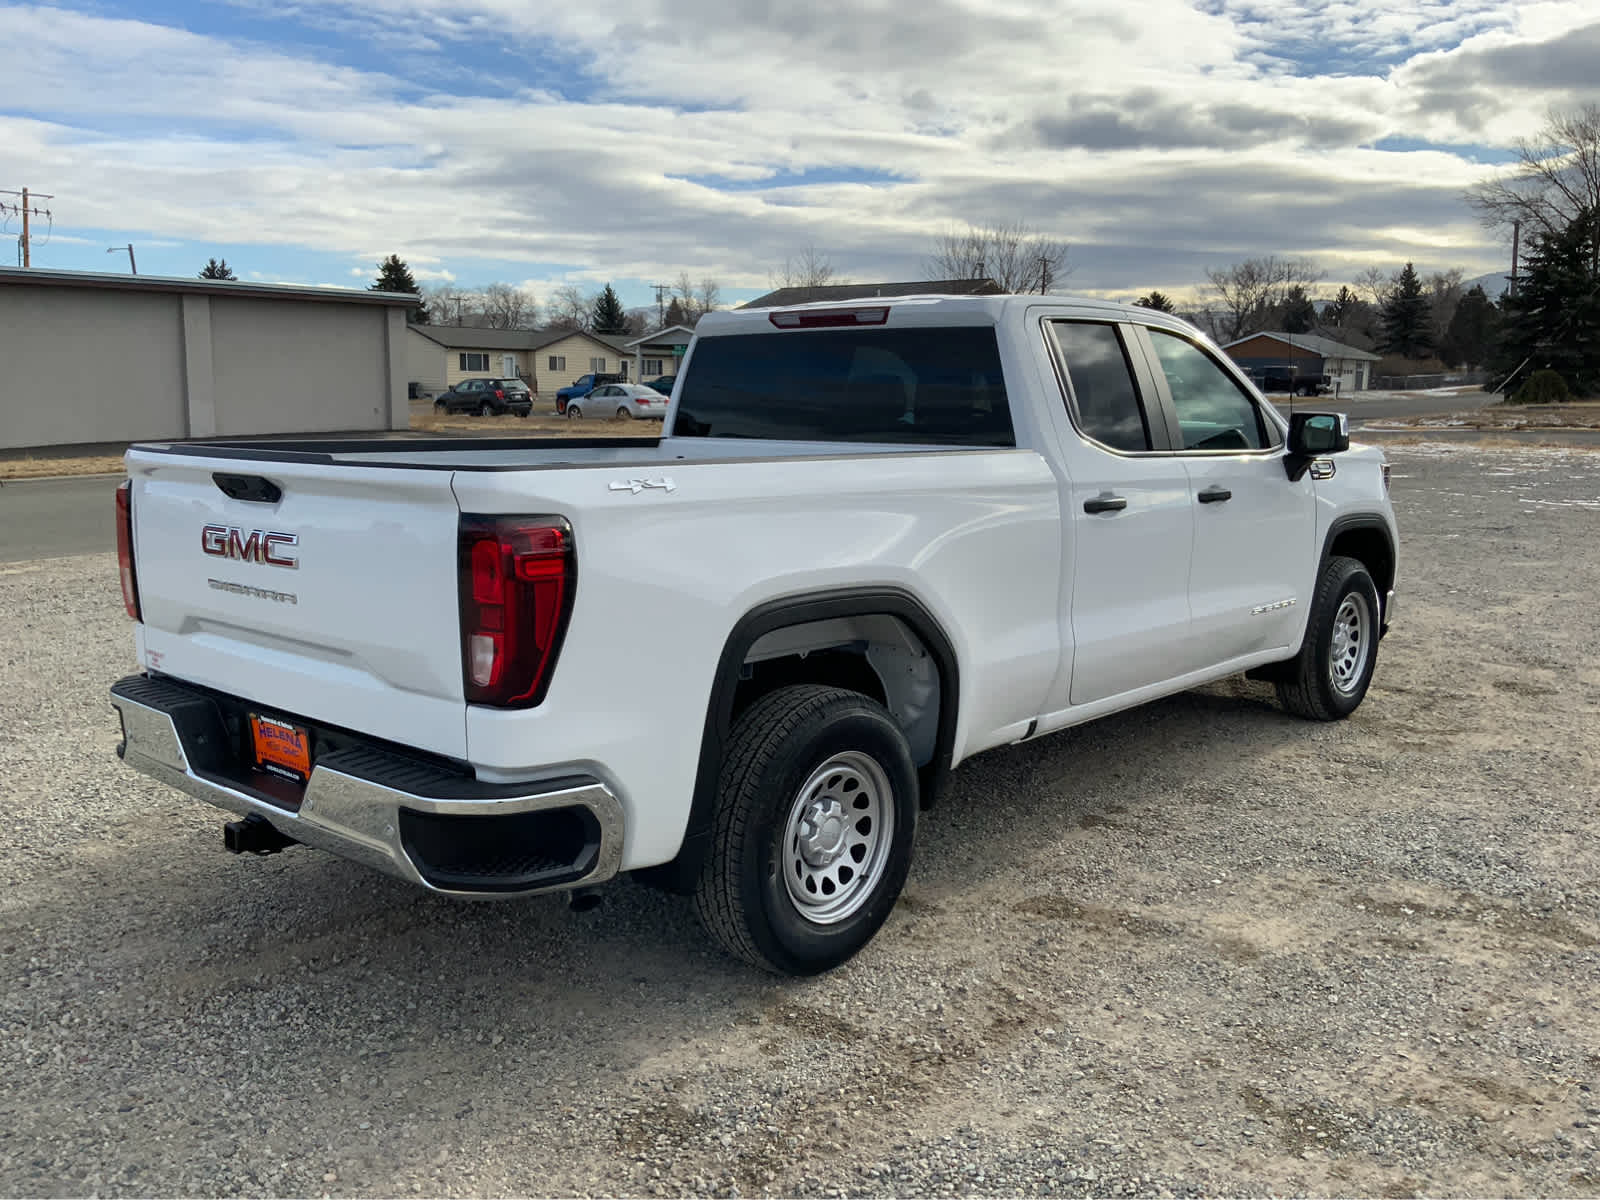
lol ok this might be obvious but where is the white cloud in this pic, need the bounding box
[0,0,1594,297]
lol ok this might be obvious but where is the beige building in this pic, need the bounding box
[623,324,697,383]
[406,326,634,397]
[0,267,415,451]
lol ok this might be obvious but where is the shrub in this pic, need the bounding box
[1510,369,1572,405]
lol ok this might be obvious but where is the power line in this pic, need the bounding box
[0,187,55,268]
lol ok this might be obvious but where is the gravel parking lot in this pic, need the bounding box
[2,443,1598,1198]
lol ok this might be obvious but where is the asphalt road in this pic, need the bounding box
[1271,386,1493,425]
[0,474,121,563]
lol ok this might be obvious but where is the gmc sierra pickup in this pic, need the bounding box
[109,294,1398,974]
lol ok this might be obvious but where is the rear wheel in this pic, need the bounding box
[1276,555,1380,720]
[694,685,918,975]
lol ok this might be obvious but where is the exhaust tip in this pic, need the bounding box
[567,887,603,913]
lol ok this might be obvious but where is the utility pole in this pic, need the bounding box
[1510,219,1520,297]
[108,244,137,273]
[0,187,54,267]
[651,283,670,328]
[1038,256,1051,294]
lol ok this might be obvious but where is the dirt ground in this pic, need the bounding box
[0,443,1596,1197]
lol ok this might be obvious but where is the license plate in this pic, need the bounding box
[249,713,312,783]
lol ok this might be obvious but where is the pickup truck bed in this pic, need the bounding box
[111,293,1398,974]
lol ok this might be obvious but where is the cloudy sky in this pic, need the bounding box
[2,0,1596,309]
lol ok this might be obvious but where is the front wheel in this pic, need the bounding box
[478,401,494,417]
[694,685,918,975]
[565,405,582,420]
[433,400,447,412]
[1276,555,1381,720]
[616,406,633,420]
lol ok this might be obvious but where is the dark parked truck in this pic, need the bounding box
[109,294,1399,974]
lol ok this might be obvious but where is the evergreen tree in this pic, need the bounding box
[1281,284,1316,333]
[1324,285,1359,326]
[1438,285,1501,369]
[663,296,689,327]
[372,254,429,323]
[1491,207,1600,395]
[591,283,629,334]
[1380,263,1432,358]
[1133,291,1176,312]
[199,257,237,280]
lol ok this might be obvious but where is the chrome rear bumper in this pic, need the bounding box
[110,675,624,897]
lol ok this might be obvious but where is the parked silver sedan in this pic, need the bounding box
[564,383,670,421]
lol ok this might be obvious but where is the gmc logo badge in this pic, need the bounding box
[201,525,299,569]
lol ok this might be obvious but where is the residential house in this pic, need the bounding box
[406,325,636,396]
[623,324,697,383]
[738,277,1005,309]
[1223,331,1381,394]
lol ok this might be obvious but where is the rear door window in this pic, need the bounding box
[1047,321,1153,453]
[672,327,1013,445]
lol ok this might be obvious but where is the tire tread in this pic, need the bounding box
[692,685,880,972]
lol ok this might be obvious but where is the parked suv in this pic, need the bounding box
[434,378,533,417]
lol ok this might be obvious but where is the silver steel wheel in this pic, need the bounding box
[1328,591,1372,695]
[781,751,895,925]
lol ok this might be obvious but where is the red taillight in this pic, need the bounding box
[458,516,574,707]
[115,479,141,621]
[769,306,889,329]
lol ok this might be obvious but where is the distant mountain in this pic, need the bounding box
[1463,271,1514,297]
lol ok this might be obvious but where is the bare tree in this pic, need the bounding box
[924,219,1070,293]
[1425,268,1465,347]
[423,283,467,325]
[480,282,538,330]
[547,284,591,330]
[670,271,722,320]
[770,244,842,290]
[1352,266,1393,309]
[1467,103,1600,273]
[1205,255,1323,342]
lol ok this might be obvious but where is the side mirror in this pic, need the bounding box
[1288,411,1349,455]
[1285,412,1349,481]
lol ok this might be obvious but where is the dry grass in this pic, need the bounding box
[0,454,128,480]
[409,410,651,438]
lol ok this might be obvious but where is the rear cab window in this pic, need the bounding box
[671,326,1014,446]
[1046,321,1154,453]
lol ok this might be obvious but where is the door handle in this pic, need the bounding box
[1198,486,1233,504]
[1083,494,1128,514]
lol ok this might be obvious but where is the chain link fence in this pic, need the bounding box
[1371,371,1486,391]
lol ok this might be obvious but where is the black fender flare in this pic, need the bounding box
[1320,512,1395,628]
[638,587,961,894]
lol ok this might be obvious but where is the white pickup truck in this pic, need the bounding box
[110,295,1398,974]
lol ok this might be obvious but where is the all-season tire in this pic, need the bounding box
[433,400,447,412]
[694,685,918,975]
[1276,555,1381,720]
[478,400,494,417]
[616,406,633,419]
[565,405,582,420]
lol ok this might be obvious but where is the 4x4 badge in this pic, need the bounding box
[609,477,677,494]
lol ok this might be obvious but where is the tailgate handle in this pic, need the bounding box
[213,473,282,504]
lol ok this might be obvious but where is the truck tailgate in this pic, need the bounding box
[127,453,468,759]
